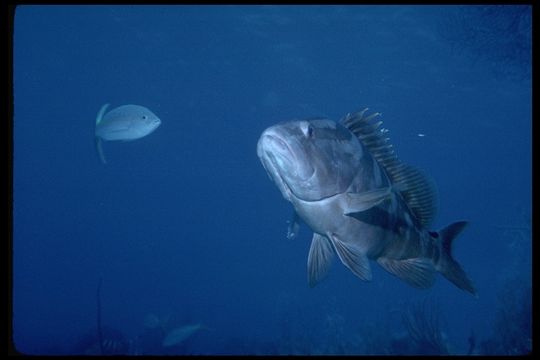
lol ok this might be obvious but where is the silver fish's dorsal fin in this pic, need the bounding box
[96,103,110,125]
[341,109,438,227]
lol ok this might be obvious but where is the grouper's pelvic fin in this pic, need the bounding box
[435,221,477,297]
[330,233,372,281]
[307,233,335,287]
[95,103,110,165]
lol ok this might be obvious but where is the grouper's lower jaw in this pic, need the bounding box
[257,129,301,177]
[257,137,292,201]
[257,128,296,161]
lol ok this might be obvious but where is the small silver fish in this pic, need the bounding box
[162,324,205,347]
[94,103,161,164]
[257,108,476,296]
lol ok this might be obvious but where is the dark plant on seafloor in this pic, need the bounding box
[480,279,531,355]
[70,326,130,355]
[400,298,449,355]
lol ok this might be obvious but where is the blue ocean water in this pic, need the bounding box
[12,5,532,355]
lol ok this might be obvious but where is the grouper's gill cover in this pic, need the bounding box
[257,108,476,296]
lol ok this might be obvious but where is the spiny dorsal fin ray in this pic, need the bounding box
[341,108,438,228]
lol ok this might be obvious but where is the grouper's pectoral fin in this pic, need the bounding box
[344,187,396,215]
[307,233,335,287]
[95,137,107,164]
[329,234,372,281]
[377,257,436,288]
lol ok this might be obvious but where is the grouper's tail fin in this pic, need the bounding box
[436,221,477,297]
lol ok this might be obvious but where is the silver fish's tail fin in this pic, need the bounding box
[435,221,477,297]
[95,137,107,164]
[95,103,110,164]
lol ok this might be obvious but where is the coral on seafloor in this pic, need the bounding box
[480,279,531,355]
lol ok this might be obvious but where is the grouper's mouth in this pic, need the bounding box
[259,135,296,170]
[257,132,299,200]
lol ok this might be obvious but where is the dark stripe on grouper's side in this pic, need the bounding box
[346,205,409,236]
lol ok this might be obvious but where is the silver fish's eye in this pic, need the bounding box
[142,115,148,120]
[300,121,314,138]
[308,125,314,138]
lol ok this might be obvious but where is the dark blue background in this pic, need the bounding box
[13,5,531,355]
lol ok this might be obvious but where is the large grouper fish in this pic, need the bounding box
[94,104,161,164]
[257,108,476,296]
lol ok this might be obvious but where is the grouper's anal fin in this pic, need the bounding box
[307,233,334,287]
[95,137,107,164]
[377,257,436,289]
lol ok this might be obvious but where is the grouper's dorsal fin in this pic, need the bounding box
[341,109,397,173]
[392,164,438,228]
[341,109,438,227]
